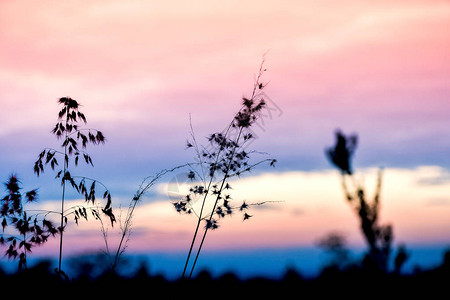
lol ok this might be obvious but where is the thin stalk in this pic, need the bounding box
[111,199,136,272]
[23,232,27,269]
[58,181,66,272]
[97,212,113,269]
[181,174,214,278]
[58,111,69,273]
[110,165,191,273]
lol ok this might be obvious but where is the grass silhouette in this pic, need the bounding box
[177,59,277,279]
[33,97,115,277]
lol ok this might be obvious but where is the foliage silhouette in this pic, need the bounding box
[34,97,115,276]
[177,59,277,279]
[0,175,56,270]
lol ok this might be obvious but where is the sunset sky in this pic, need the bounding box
[1,0,450,278]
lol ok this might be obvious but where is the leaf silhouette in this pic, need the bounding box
[243,213,252,220]
[24,189,38,202]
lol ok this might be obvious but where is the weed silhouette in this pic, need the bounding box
[34,97,115,276]
[177,58,277,278]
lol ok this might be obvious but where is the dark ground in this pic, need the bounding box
[1,257,449,299]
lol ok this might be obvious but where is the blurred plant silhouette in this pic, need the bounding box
[34,97,115,277]
[394,244,410,274]
[326,129,408,273]
[0,175,56,270]
[177,59,277,279]
[317,232,351,270]
[326,130,357,175]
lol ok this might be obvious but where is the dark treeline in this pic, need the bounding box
[1,250,449,298]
